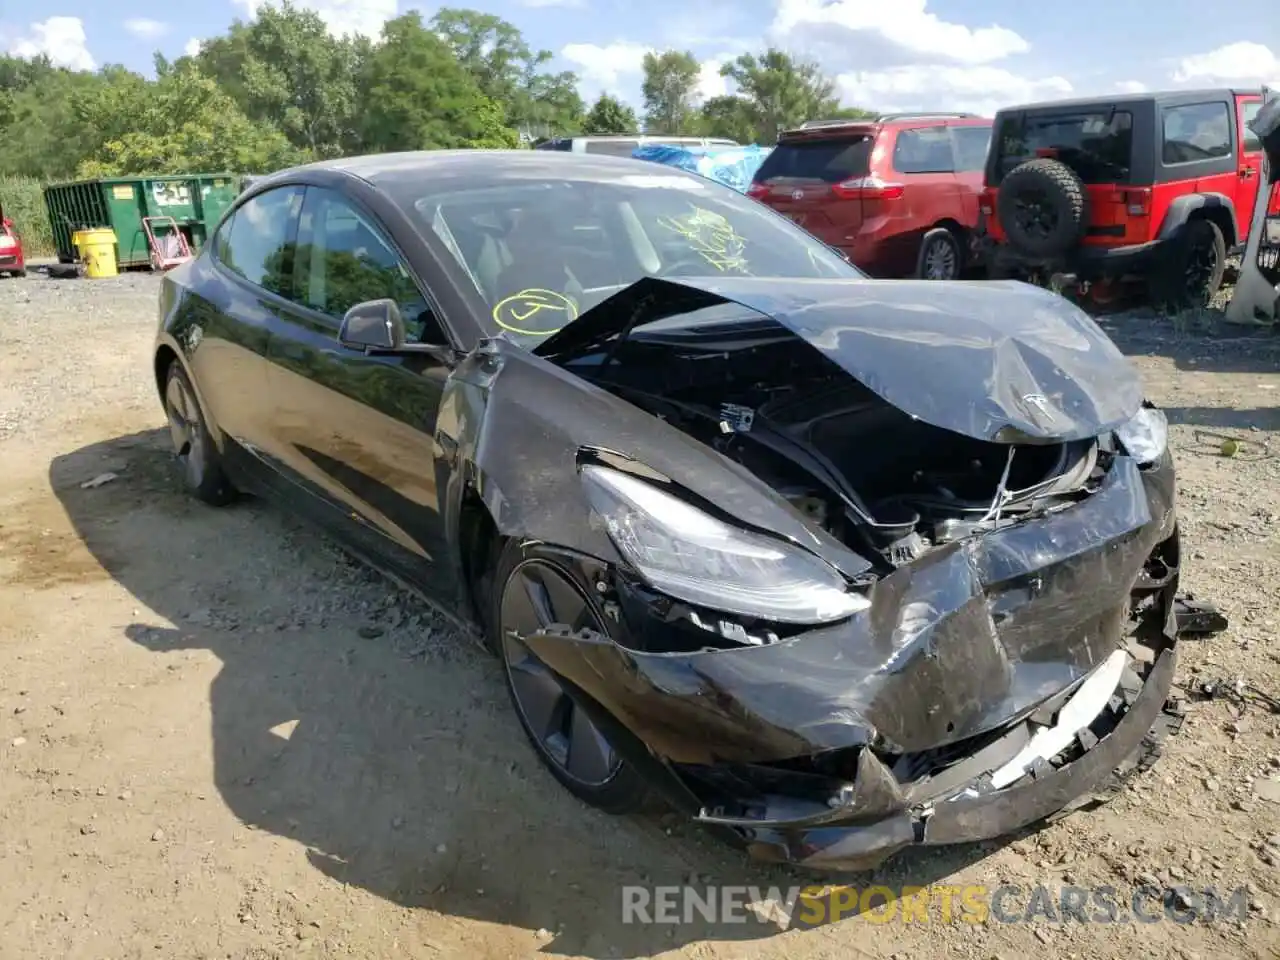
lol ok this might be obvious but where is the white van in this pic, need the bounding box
[534,135,740,156]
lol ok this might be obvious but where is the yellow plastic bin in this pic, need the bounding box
[72,228,119,279]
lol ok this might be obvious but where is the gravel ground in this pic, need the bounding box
[1,269,1279,960]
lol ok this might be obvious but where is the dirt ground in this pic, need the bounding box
[2,269,1280,960]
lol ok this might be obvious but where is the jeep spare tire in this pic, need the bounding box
[997,158,1089,259]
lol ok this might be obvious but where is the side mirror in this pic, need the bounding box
[339,299,406,352]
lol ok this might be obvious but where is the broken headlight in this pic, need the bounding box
[580,465,869,624]
[1114,406,1168,465]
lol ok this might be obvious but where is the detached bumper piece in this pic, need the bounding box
[1173,595,1229,637]
[688,644,1180,872]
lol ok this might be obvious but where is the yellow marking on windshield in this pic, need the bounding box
[657,205,750,273]
[492,288,580,337]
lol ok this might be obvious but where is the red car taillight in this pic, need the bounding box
[746,182,770,200]
[830,175,905,200]
[1124,187,1152,217]
[979,188,996,216]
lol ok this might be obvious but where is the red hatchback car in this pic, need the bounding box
[0,207,26,277]
[748,113,993,279]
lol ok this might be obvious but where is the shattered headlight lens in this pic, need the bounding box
[581,465,869,624]
[1114,406,1168,465]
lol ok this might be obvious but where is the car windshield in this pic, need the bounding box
[406,170,858,347]
[995,110,1134,184]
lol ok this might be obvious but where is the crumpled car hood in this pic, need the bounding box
[534,275,1143,444]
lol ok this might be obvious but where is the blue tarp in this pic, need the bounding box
[630,143,773,194]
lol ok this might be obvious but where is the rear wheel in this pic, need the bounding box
[492,541,650,814]
[1149,218,1226,311]
[163,362,236,506]
[917,228,962,280]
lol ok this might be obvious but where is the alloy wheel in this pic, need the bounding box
[499,560,620,787]
[1013,191,1057,242]
[165,372,205,481]
[1183,233,1220,302]
[923,236,959,280]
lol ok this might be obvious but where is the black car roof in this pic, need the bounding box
[249,149,706,192]
[998,88,1263,114]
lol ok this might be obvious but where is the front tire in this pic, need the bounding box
[163,362,236,506]
[491,540,651,814]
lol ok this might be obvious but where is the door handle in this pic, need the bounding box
[1241,167,1257,179]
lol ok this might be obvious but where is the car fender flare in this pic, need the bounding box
[1156,193,1238,247]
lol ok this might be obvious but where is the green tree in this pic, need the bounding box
[581,94,637,135]
[355,13,520,152]
[697,95,759,143]
[191,1,360,158]
[0,56,125,179]
[72,62,303,176]
[720,49,843,143]
[641,50,701,135]
[431,7,582,140]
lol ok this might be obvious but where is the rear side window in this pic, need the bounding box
[536,138,573,152]
[1162,102,1231,164]
[995,111,1133,184]
[1242,100,1263,152]
[893,126,955,173]
[220,186,304,296]
[584,140,641,156]
[756,136,873,183]
[952,126,993,172]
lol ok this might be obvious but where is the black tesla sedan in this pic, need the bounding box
[153,149,1185,871]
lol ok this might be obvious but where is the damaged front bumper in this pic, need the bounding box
[522,452,1183,871]
[713,644,1178,871]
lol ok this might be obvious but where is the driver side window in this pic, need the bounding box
[295,187,443,344]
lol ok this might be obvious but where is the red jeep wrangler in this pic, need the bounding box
[980,89,1267,308]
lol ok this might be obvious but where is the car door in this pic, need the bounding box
[195,184,304,478]
[266,185,458,600]
[1238,95,1265,245]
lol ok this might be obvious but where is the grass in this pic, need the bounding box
[0,175,54,258]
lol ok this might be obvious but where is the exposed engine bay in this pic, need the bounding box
[569,318,1107,567]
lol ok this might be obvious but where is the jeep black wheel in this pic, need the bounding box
[1150,218,1225,311]
[997,159,1088,259]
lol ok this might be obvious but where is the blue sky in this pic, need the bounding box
[2,0,1278,117]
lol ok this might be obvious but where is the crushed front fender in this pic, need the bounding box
[523,454,1175,764]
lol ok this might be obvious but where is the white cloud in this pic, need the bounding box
[696,58,727,101]
[1173,42,1280,88]
[517,0,586,7]
[1114,80,1147,94]
[560,41,651,96]
[836,64,1071,118]
[7,16,94,71]
[124,18,168,40]
[184,37,203,57]
[772,0,1027,67]
[233,0,397,39]
[767,0,1074,117]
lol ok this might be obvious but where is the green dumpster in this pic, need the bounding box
[43,174,240,268]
